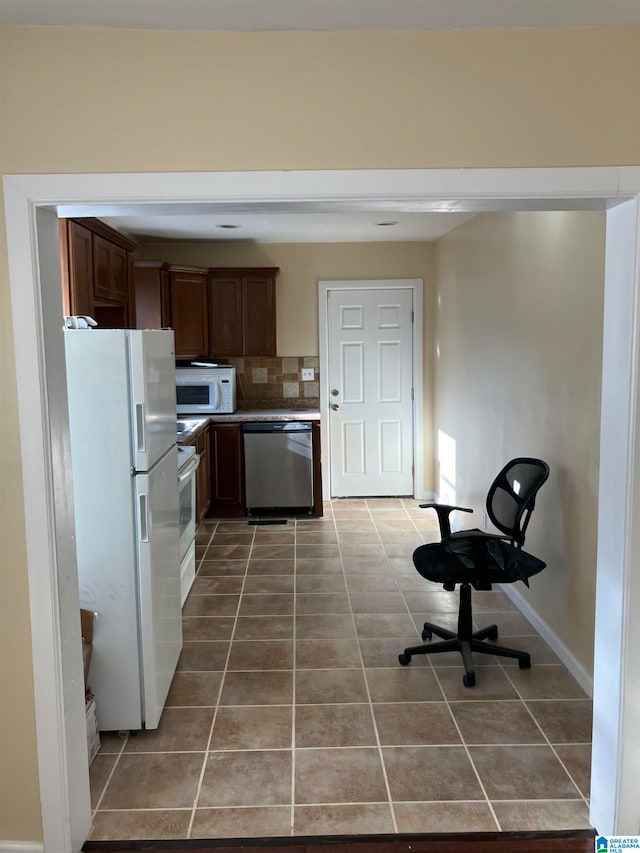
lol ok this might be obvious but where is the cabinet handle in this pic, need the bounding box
[331,403,340,411]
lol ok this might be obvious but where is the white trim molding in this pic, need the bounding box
[591,198,640,835]
[0,842,45,853]
[3,167,640,851]
[503,584,593,697]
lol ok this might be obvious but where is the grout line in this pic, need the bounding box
[341,507,399,834]
[499,665,591,808]
[91,731,128,815]
[429,665,503,831]
[186,520,255,838]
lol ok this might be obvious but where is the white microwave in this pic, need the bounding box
[176,366,236,414]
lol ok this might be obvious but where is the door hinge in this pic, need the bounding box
[411,310,414,323]
[411,387,414,401]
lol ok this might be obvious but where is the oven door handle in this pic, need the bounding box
[178,453,201,483]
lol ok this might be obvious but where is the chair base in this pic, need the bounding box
[398,583,531,687]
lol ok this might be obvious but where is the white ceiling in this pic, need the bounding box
[100,210,477,243]
[0,0,638,30]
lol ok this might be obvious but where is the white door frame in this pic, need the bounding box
[318,278,424,500]
[3,167,640,851]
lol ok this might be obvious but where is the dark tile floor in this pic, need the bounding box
[88,499,593,841]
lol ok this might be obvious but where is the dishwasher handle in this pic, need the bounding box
[242,421,312,434]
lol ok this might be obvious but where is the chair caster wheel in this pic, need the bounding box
[421,628,432,641]
[487,628,499,641]
[398,653,411,666]
[518,656,532,669]
[462,672,476,687]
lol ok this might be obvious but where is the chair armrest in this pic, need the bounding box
[418,503,473,539]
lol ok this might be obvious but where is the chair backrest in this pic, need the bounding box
[486,457,549,547]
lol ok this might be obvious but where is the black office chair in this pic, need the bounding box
[399,457,549,687]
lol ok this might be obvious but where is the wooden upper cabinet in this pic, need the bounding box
[93,235,130,303]
[209,268,278,357]
[244,274,276,356]
[92,235,113,301]
[134,261,171,330]
[62,220,94,316]
[169,267,209,359]
[60,218,137,328]
[112,245,128,303]
[209,276,244,356]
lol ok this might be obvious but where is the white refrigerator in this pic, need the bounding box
[65,329,182,732]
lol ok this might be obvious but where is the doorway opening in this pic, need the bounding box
[4,167,640,851]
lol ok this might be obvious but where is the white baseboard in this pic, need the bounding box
[0,843,44,853]
[503,583,594,698]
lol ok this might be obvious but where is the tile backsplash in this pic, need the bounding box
[226,356,319,410]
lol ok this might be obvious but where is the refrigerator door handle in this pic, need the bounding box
[138,493,149,542]
[135,403,146,452]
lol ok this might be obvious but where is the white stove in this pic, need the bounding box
[177,444,199,605]
[177,443,196,473]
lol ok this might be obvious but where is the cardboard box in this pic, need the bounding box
[80,609,94,687]
[85,690,100,766]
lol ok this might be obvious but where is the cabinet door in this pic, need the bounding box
[134,265,170,330]
[170,271,209,359]
[66,221,94,316]
[196,427,211,521]
[209,424,243,509]
[92,234,113,301]
[209,277,243,356]
[243,275,277,356]
[112,244,129,303]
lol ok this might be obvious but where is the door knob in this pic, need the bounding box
[331,403,340,411]
[331,389,339,397]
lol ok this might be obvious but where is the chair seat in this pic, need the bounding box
[412,531,546,589]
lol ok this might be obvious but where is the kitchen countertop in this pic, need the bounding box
[208,409,320,423]
[177,409,320,442]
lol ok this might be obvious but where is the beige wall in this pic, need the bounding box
[0,22,638,845]
[0,225,43,841]
[434,210,605,673]
[1,27,639,173]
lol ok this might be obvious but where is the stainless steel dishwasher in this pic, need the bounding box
[243,421,314,515]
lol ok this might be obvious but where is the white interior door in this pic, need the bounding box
[328,286,414,496]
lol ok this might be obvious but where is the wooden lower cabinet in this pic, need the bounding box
[312,422,323,518]
[207,423,244,517]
